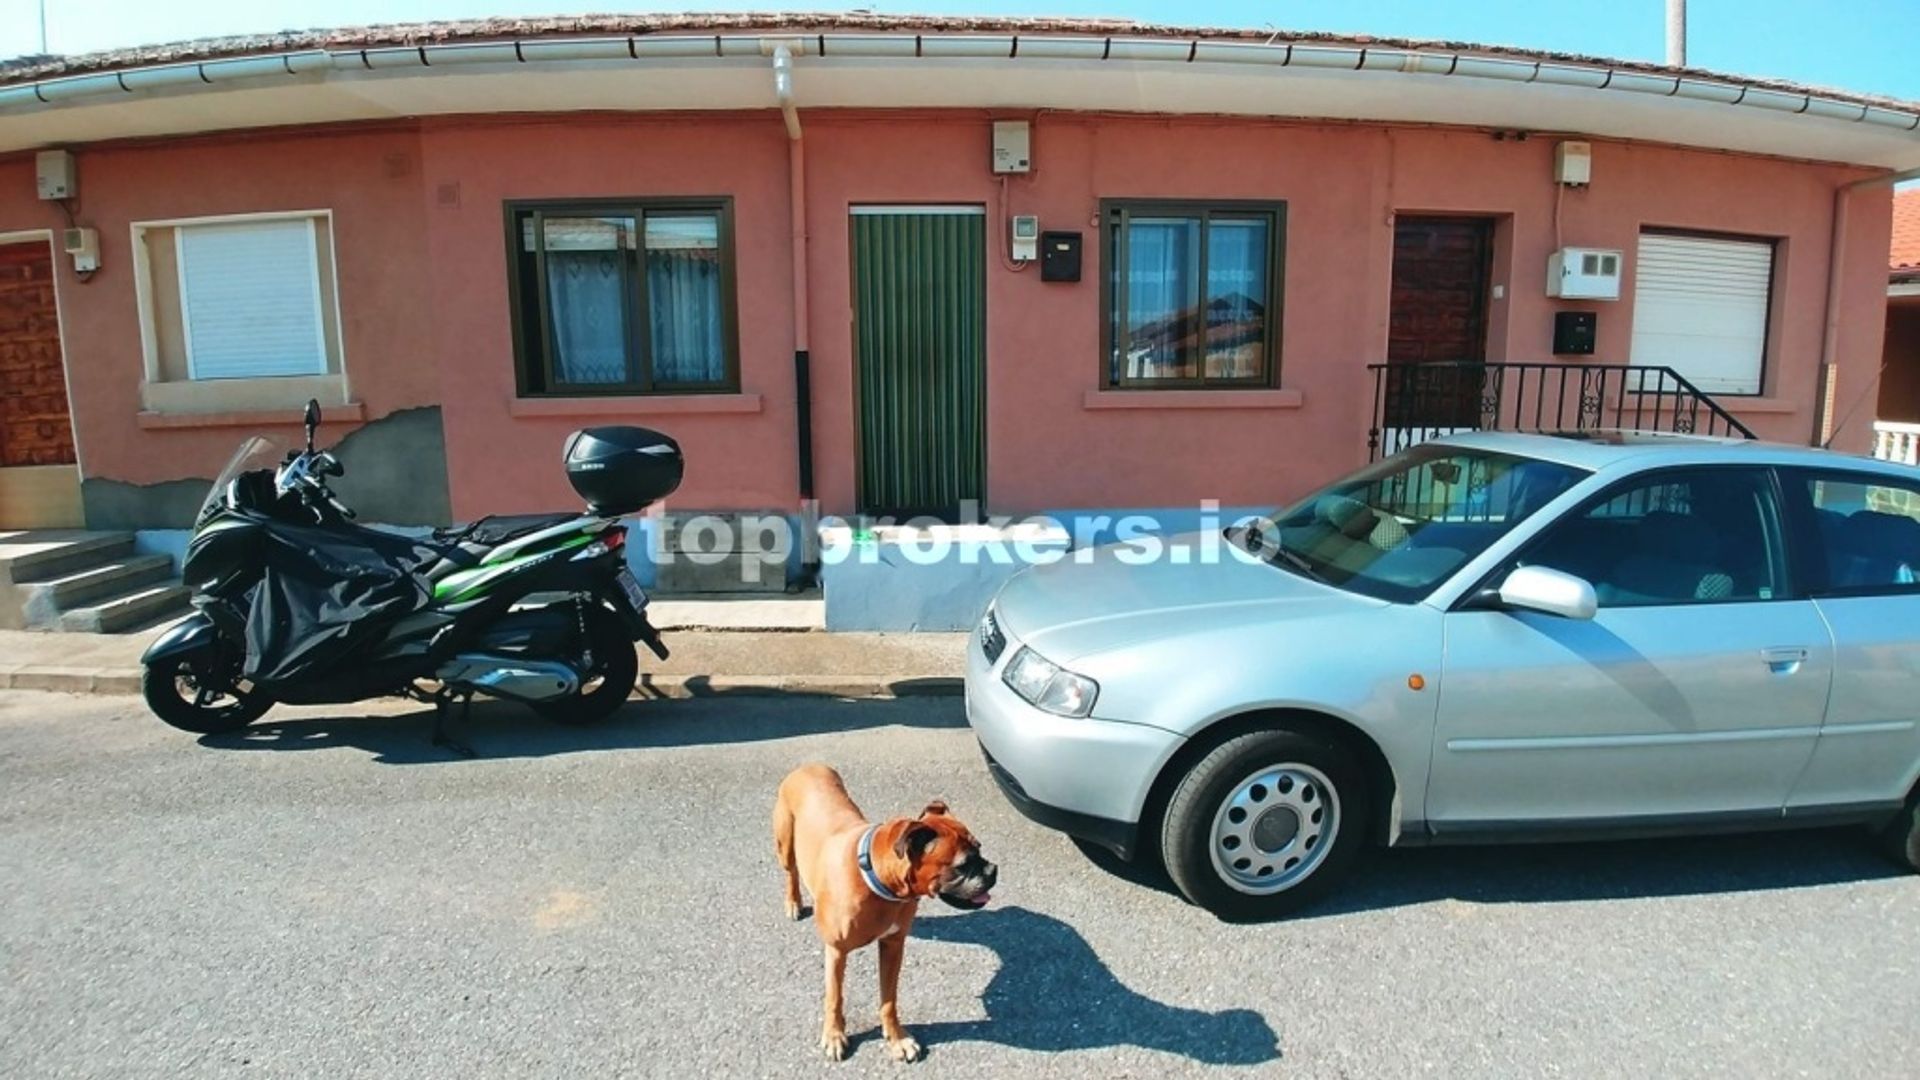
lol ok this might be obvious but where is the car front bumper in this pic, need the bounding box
[964,613,1183,859]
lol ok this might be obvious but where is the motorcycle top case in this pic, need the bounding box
[562,426,684,515]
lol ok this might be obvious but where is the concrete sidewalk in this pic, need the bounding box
[0,622,968,699]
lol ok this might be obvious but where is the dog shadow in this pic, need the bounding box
[908,905,1280,1065]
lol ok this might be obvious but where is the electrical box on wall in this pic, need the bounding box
[991,120,1031,174]
[1553,311,1597,355]
[1010,215,1039,262]
[62,227,99,273]
[1041,231,1082,281]
[1554,140,1591,186]
[36,150,75,200]
[1547,247,1622,300]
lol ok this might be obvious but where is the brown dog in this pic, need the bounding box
[773,763,997,1062]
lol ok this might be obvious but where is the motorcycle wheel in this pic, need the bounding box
[533,603,638,726]
[142,650,272,735]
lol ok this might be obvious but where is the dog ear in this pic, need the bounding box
[919,800,949,819]
[893,822,939,861]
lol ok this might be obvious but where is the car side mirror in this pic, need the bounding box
[1490,565,1597,620]
[302,398,321,453]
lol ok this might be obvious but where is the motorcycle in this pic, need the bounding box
[140,399,679,753]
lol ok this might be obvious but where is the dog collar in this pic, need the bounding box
[856,825,907,903]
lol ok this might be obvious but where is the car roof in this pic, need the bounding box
[1423,429,1920,479]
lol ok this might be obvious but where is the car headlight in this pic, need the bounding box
[1001,646,1099,718]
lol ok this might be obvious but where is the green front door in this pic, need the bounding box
[851,207,986,521]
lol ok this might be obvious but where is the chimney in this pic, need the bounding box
[1666,0,1687,66]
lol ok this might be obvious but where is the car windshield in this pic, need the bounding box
[1247,445,1589,602]
[197,436,286,523]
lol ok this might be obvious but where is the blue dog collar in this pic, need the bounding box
[857,825,907,903]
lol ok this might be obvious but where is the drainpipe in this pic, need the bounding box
[1665,0,1686,67]
[770,41,818,584]
[1818,165,1920,447]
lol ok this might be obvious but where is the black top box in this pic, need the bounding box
[562,426,685,515]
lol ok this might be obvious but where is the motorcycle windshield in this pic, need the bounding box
[198,436,285,523]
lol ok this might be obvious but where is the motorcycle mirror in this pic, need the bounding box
[303,399,321,453]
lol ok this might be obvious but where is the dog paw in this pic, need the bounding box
[886,1036,923,1063]
[785,900,810,921]
[820,1030,849,1061]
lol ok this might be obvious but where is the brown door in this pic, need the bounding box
[0,239,81,528]
[1386,217,1493,429]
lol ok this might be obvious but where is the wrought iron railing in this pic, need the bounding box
[1367,361,1757,461]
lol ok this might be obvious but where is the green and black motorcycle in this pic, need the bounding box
[140,400,677,752]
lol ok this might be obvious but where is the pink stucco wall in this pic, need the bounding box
[0,126,437,488]
[0,110,1895,523]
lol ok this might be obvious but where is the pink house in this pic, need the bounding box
[0,14,1911,555]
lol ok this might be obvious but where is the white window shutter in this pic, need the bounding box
[1629,233,1773,395]
[178,218,328,380]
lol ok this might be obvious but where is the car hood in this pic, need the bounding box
[993,532,1380,664]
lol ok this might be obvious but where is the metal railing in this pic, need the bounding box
[1367,361,1757,460]
[1873,421,1920,467]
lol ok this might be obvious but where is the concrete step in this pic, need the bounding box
[17,554,176,626]
[57,583,191,634]
[0,531,137,585]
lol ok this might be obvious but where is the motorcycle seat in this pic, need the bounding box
[432,513,583,549]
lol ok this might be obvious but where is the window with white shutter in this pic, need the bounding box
[134,211,344,406]
[1629,232,1774,395]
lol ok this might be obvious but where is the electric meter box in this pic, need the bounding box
[991,121,1031,174]
[36,150,75,201]
[1547,247,1623,301]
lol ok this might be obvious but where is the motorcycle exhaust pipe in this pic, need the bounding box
[434,654,581,702]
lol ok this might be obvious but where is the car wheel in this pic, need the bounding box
[1879,795,1920,872]
[1160,728,1368,920]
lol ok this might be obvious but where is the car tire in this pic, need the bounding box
[1879,795,1920,872]
[1160,727,1368,921]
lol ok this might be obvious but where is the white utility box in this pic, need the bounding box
[991,121,1031,173]
[62,227,99,273]
[1010,215,1038,262]
[36,149,75,200]
[1555,141,1592,185]
[1547,247,1623,300]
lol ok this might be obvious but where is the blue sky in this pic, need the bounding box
[1,2,1916,102]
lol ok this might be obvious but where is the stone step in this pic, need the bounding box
[17,554,176,626]
[0,531,137,585]
[57,583,191,634]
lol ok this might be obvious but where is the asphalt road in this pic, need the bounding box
[2,688,1915,1079]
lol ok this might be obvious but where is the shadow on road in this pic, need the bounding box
[909,905,1281,1066]
[1070,825,1906,915]
[197,684,964,764]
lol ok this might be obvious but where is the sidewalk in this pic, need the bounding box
[0,622,969,699]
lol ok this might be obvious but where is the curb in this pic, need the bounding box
[1,667,962,701]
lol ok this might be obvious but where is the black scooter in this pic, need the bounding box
[140,400,679,753]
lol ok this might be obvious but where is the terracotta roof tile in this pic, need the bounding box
[1894,189,1920,277]
[0,11,1915,115]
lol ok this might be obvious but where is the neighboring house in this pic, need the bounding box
[1877,188,1920,465]
[0,13,1911,543]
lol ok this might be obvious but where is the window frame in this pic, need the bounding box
[1630,226,1779,398]
[1780,466,1920,600]
[1098,198,1286,391]
[130,208,345,386]
[504,197,741,398]
[1459,464,1800,610]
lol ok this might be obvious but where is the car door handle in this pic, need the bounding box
[1760,646,1810,673]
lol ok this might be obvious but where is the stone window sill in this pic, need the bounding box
[1082,388,1304,411]
[508,394,764,418]
[138,401,366,430]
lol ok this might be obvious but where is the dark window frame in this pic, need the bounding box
[504,197,741,397]
[1634,225,1779,399]
[1099,198,1286,391]
[1458,464,1798,610]
[1780,466,1920,599]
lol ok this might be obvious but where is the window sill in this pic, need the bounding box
[138,401,366,430]
[1082,388,1304,411]
[508,393,763,419]
[140,373,349,417]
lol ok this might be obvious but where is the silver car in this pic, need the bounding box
[966,432,1920,919]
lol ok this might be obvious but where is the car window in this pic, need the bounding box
[1513,468,1788,608]
[1794,471,1920,596]
[1258,446,1588,603]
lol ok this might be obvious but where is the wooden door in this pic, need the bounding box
[0,241,75,468]
[1386,217,1494,429]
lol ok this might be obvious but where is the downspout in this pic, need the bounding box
[770,42,818,584]
[1818,165,1920,447]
